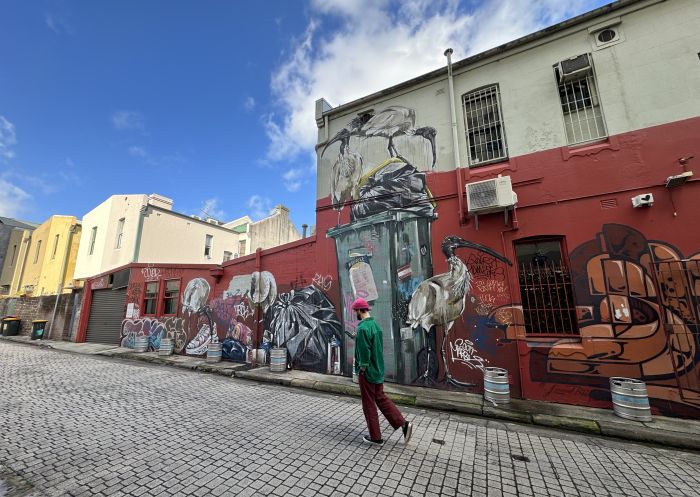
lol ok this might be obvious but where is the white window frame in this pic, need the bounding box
[223,251,232,262]
[555,55,607,145]
[204,234,213,259]
[115,218,125,249]
[462,84,509,167]
[89,227,97,255]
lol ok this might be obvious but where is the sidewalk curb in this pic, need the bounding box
[4,336,699,451]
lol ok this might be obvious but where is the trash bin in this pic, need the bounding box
[1,317,21,337]
[31,320,48,340]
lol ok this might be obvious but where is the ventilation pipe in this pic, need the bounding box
[302,224,308,238]
[445,48,466,224]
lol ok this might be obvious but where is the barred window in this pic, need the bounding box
[462,84,508,166]
[556,62,607,145]
[515,238,578,335]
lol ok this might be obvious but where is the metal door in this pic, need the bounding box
[85,289,127,345]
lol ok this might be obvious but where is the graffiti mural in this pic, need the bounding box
[121,317,187,353]
[263,285,343,373]
[487,224,700,416]
[181,278,215,356]
[407,236,511,386]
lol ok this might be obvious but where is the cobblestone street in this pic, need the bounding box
[1,342,699,497]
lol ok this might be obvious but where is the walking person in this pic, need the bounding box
[352,298,413,446]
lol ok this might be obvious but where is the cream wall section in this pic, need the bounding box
[138,207,240,265]
[73,194,149,279]
[315,0,700,198]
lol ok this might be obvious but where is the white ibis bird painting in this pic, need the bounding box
[407,236,512,386]
[322,106,437,169]
[329,147,364,225]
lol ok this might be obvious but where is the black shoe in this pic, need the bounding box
[362,435,384,446]
[402,421,413,444]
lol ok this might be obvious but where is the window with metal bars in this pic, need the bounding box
[556,68,607,145]
[462,84,508,166]
[514,238,579,335]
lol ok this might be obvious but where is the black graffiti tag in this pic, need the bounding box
[465,254,506,281]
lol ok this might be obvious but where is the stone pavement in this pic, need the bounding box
[2,341,700,497]
[3,335,700,452]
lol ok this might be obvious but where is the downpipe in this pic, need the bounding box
[445,48,466,225]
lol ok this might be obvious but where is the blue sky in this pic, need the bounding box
[0,0,607,228]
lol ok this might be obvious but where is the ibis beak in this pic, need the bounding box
[321,129,349,157]
[459,240,512,266]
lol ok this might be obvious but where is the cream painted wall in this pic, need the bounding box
[73,194,148,279]
[138,208,240,265]
[316,0,700,199]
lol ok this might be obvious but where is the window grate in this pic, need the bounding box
[462,84,508,166]
[518,261,579,335]
[558,73,607,145]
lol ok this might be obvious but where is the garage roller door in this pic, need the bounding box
[85,289,126,345]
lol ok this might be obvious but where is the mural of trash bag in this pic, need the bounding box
[264,285,343,372]
[222,322,253,362]
[351,157,435,221]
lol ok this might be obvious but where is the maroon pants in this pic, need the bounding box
[359,372,405,440]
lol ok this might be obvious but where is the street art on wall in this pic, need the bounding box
[121,317,187,353]
[408,236,512,386]
[487,224,700,416]
[182,278,215,356]
[263,285,343,373]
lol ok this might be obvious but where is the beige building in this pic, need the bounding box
[74,194,302,280]
[224,205,302,258]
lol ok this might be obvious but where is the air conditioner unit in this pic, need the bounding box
[466,175,518,214]
[555,54,592,83]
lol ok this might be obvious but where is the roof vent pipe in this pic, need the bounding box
[302,224,308,238]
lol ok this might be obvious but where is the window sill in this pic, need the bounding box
[561,135,619,161]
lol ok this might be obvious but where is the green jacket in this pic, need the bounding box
[354,317,385,384]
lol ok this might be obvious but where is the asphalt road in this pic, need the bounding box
[1,342,699,497]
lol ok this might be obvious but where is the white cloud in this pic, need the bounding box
[246,195,273,220]
[128,146,148,158]
[0,177,31,218]
[283,168,305,192]
[266,0,595,162]
[0,116,17,160]
[44,12,74,35]
[112,110,145,131]
[243,96,256,111]
[198,198,226,220]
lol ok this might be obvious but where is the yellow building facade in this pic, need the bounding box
[10,215,81,297]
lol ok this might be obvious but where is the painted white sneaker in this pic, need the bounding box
[186,324,212,355]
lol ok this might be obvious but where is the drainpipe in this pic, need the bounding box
[48,223,78,339]
[445,48,467,225]
[132,205,147,263]
[254,247,263,363]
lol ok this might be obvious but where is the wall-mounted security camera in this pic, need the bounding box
[631,193,654,208]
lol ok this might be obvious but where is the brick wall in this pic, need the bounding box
[0,290,82,339]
